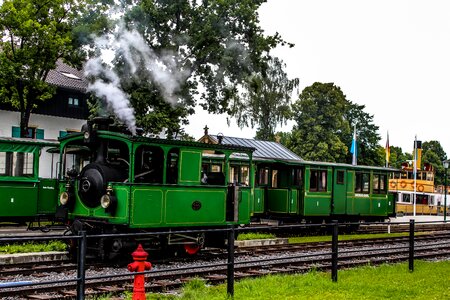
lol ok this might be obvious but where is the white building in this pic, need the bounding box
[0,60,89,178]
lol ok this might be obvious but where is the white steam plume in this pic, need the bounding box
[84,22,189,135]
[84,57,137,135]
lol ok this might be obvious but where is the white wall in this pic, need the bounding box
[0,110,86,178]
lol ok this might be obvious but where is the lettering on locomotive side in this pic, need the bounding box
[42,186,55,190]
[355,193,370,198]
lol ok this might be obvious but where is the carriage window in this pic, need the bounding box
[0,152,6,175]
[258,167,269,186]
[272,170,278,188]
[373,174,380,192]
[337,170,345,184]
[380,175,386,191]
[355,172,370,193]
[310,169,327,192]
[373,174,387,194]
[230,166,238,184]
[241,166,249,186]
[211,164,222,172]
[166,149,179,184]
[134,145,164,183]
[229,165,250,186]
[293,168,303,186]
[0,152,34,177]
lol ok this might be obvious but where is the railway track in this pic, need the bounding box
[357,221,450,234]
[2,232,450,299]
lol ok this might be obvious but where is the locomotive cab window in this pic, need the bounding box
[201,152,226,186]
[166,149,179,184]
[134,145,163,183]
[309,169,327,192]
[62,145,90,178]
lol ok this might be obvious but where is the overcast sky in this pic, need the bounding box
[186,0,450,157]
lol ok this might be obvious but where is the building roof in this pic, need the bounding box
[209,135,302,161]
[46,60,88,92]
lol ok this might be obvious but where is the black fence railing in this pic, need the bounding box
[0,219,448,299]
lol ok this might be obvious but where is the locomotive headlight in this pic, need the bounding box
[100,193,118,214]
[100,194,111,209]
[60,192,69,205]
[83,131,90,140]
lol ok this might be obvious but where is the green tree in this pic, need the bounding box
[288,82,350,162]
[343,102,382,166]
[287,82,383,164]
[422,140,447,186]
[0,0,89,137]
[107,0,291,136]
[232,57,299,141]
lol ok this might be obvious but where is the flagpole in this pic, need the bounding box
[413,135,417,217]
[385,131,389,168]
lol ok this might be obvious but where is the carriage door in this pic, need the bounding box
[332,168,347,215]
[289,167,303,214]
[253,166,269,214]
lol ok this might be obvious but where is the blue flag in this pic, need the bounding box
[350,125,357,165]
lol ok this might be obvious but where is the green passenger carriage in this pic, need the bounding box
[256,161,396,223]
[0,137,59,223]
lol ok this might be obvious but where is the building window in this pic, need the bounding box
[12,126,43,139]
[68,97,79,106]
[59,130,78,138]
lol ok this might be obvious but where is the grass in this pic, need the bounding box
[288,232,412,244]
[236,232,276,240]
[0,240,67,254]
[134,260,450,300]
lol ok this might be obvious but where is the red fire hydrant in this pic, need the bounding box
[128,244,152,300]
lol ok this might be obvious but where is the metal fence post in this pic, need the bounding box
[77,231,87,300]
[331,220,339,282]
[227,225,235,297]
[409,219,415,272]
